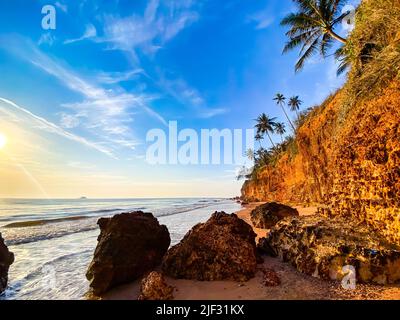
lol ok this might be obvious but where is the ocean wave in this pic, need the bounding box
[5,226,98,246]
[1,200,233,246]
[3,216,89,228]
[0,207,146,225]
[154,202,222,217]
[2,249,93,300]
[22,249,93,281]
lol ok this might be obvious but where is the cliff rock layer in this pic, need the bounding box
[242,0,400,244]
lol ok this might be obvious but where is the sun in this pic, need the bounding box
[0,133,7,150]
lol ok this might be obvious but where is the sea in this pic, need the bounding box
[0,198,241,300]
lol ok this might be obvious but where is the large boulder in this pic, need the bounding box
[138,271,174,300]
[250,202,299,229]
[86,211,170,295]
[162,211,258,281]
[0,233,14,294]
[258,215,400,285]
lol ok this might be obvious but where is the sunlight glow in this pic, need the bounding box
[0,133,7,149]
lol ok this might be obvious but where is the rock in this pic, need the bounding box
[258,215,400,285]
[250,202,299,229]
[162,211,258,282]
[261,268,280,287]
[86,211,170,295]
[138,271,174,300]
[0,233,14,294]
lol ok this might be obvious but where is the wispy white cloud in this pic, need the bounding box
[159,76,204,107]
[59,112,80,129]
[247,9,274,30]
[0,36,167,153]
[55,1,68,13]
[95,0,199,60]
[60,1,213,120]
[64,24,97,44]
[198,108,227,119]
[0,97,115,158]
[94,69,144,85]
[157,74,227,118]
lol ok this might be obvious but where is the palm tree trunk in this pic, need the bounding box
[280,104,296,132]
[327,29,347,44]
[266,132,275,148]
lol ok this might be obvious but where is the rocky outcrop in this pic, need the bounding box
[250,202,299,229]
[138,272,174,300]
[162,212,258,282]
[258,215,400,285]
[261,267,280,287]
[86,211,170,295]
[0,233,14,294]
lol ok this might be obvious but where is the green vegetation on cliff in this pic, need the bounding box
[241,0,400,244]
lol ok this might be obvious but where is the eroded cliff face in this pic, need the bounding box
[328,82,400,244]
[241,81,400,244]
[241,91,343,205]
[242,0,400,244]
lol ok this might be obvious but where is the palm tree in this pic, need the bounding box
[335,44,351,75]
[246,148,255,161]
[281,0,349,72]
[275,122,286,142]
[255,113,277,148]
[270,145,282,158]
[255,147,266,160]
[288,96,302,118]
[273,93,286,106]
[273,93,295,131]
[256,148,272,168]
[254,132,264,148]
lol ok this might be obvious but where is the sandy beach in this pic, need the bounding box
[102,203,400,300]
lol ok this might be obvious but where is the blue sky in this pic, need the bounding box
[0,0,354,198]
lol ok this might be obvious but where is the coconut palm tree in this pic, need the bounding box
[281,0,349,72]
[288,96,303,118]
[256,148,272,168]
[246,148,255,161]
[255,113,277,148]
[275,122,286,142]
[254,132,264,148]
[273,93,286,106]
[273,93,295,131]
